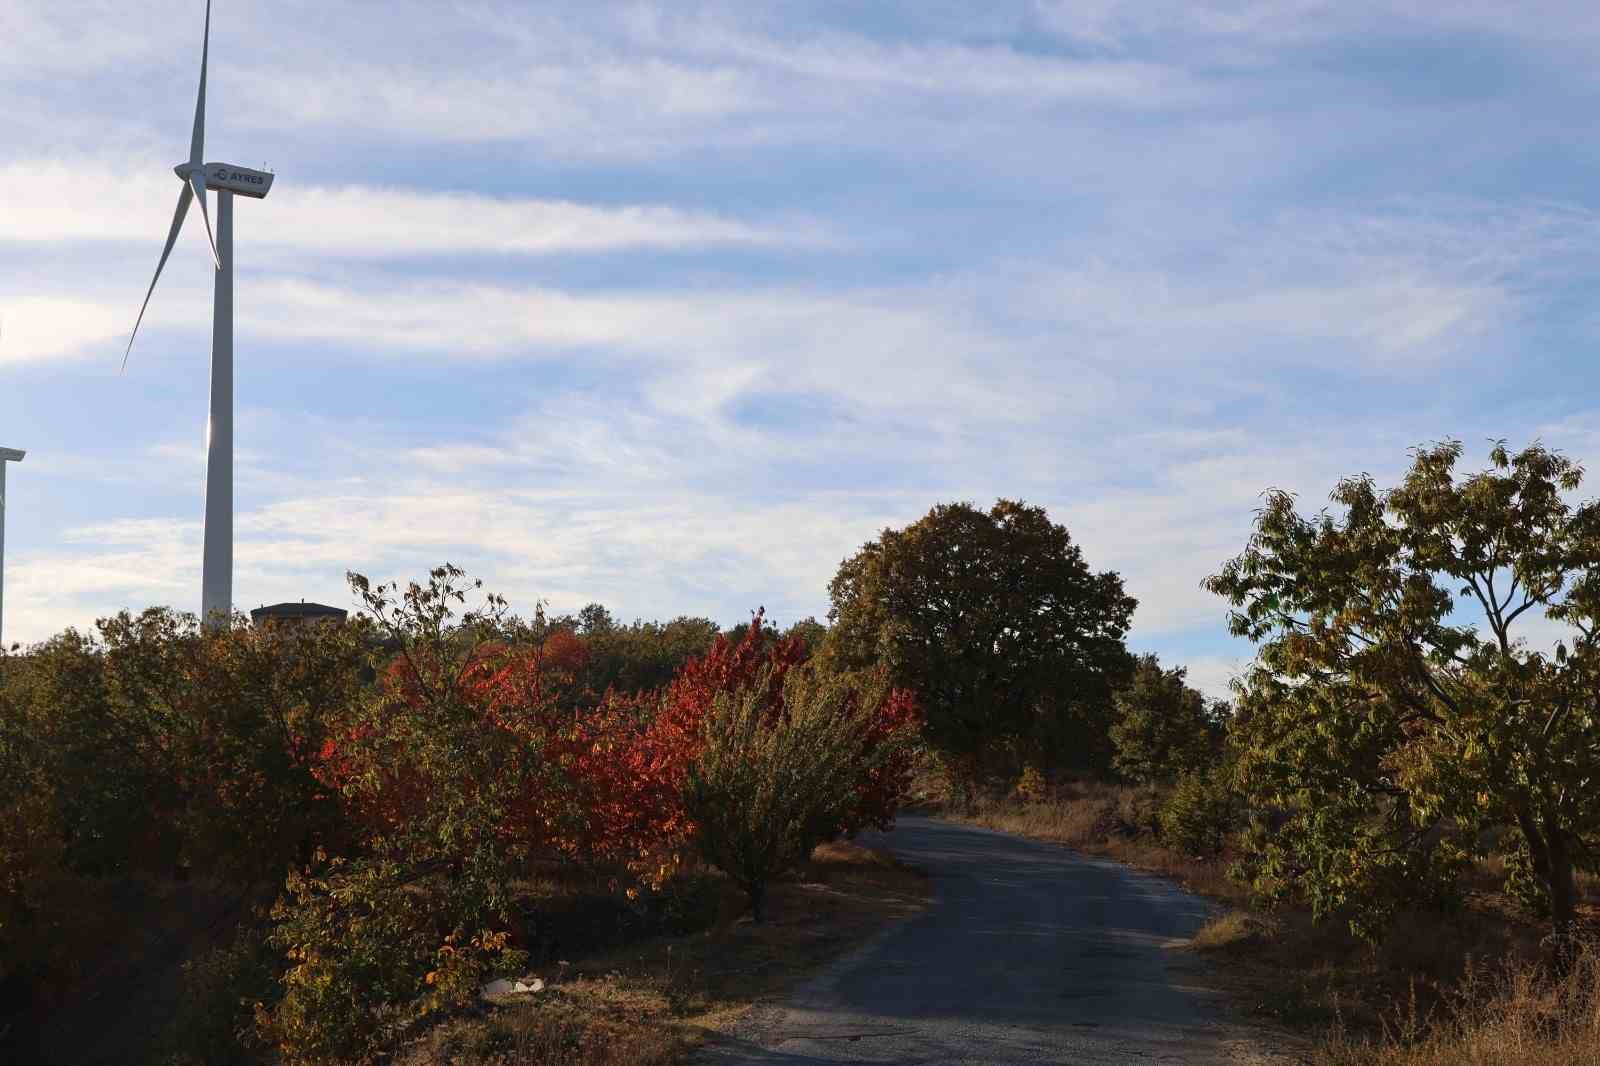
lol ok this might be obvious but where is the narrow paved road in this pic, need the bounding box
[698,816,1288,1065]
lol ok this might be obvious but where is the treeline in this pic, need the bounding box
[503,602,828,702]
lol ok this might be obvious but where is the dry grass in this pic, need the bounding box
[396,842,930,1065]
[1201,901,1548,1035]
[1192,909,1273,952]
[1317,942,1600,1065]
[942,779,1249,904]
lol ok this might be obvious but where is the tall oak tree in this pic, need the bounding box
[824,499,1135,773]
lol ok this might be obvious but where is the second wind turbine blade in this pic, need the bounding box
[124,182,194,371]
[190,171,221,270]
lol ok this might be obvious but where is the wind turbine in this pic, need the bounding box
[0,447,24,649]
[125,0,274,631]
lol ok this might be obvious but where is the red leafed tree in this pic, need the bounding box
[463,649,690,876]
[318,609,921,885]
[840,684,922,834]
[649,611,809,769]
[536,629,591,709]
[316,647,544,842]
[653,612,922,838]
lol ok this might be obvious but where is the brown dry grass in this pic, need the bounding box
[944,779,1248,903]
[396,841,929,1065]
[1317,942,1600,1065]
[1191,909,1269,951]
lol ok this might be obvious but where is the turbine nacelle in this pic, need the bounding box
[174,161,274,199]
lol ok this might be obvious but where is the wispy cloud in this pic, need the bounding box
[0,158,830,255]
[9,0,1600,684]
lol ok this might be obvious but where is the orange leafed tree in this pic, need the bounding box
[318,609,921,887]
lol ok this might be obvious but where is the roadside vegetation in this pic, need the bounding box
[0,568,921,1064]
[7,454,1600,1063]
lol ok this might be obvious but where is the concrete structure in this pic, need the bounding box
[250,601,348,629]
[0,447,24,647]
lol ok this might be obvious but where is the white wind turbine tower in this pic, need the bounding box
[125,0,274,631]
[0,447,24,649]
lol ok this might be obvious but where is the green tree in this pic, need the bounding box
[1206,440,1600,949]
[0,608,366,1013]
[784,616,830,655]
[824,499,1136,775]
[581,614,722,695]
[1159,769,1240,858]
[1109,655,1223,783]
[576,602,615,636]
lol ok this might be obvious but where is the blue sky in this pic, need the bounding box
[5,0,1600,694]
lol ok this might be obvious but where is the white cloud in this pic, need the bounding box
[1033,0,1600,59]
[0,295,176,364]
[663,24,1212,107]
[2,265,1095,431]
[6,517,199,639]
[0,158,826,255]
[1171,654,1250,701]
[9,0,1600,671]
[2,1,1212,166]
[4,470,908,645]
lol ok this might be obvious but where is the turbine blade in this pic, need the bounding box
[124,182,194,371]
[189,0,211,165]
[190,171,221,270]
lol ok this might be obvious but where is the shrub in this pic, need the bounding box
[683,665,919,921]
[1014,764,1049,803]
[160,924,278,1066]
[261,854,512,1065]
[1,611,365,1003]
[1109,654,1222,784]
[462,653,692,881]
[0,710,76,991]
[6,609,364,885]
[1160,770,1239,858]
[262,568,539,1064]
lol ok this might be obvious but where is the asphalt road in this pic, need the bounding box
[697,816,1288,1065]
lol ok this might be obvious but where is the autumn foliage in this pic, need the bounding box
[314,608,920,886]
[2,567,923,1065]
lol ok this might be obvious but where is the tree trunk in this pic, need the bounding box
[1520,807,1579,972]
[748,879,767,924]
[1545,820,1578,972]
